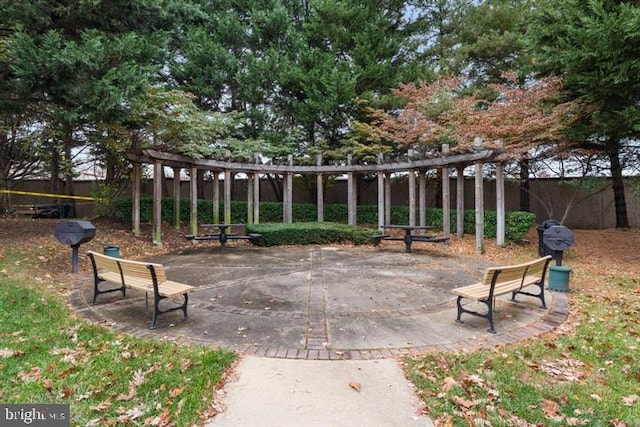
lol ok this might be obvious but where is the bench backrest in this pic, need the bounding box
[88,250,120,274]
[87,251,167,286]
[483,255,552,287]
[115,257,165,282]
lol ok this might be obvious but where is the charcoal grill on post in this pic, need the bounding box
[542,225,574,266]
[54,220,96,273]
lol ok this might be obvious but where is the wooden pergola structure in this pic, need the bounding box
[127,139,505,254]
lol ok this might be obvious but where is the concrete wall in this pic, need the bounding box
[6,176,640,229]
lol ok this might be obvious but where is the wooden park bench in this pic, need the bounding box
[451,255,552,333]
[87,251,194,329]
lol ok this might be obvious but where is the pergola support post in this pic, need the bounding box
[442,144,451,239]
[384,172,392,225]
[284,155,293,223]
[224,169,232,224]
[347,154,356,226]
[132,162,141,237]
[456,166,465,239]
[419,172,426,228]
[408,151,416,226]
[173,167,181,230]
[254,155,260,224]
[496,158,505,246]
[474,137,485,254]
[189,166,197,235]
[212,172,220,224]
[247,173,254,225]
[152,160,162,247]
[377,154,385,230]
[317,154,324,222]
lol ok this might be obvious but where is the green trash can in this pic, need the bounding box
[548,265,572,292]
[103,245,120,258]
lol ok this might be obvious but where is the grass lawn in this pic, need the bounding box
[0,247,236,427]
[406,258,640,425]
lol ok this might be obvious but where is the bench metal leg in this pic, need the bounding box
[151,293,189,330]
[455,296,497,334]
[511,281,546,309]
[92,278,126,305]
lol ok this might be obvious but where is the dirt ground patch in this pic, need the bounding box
[1,216,638,286]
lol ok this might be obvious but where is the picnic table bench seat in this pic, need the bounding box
[370,234,391,245]
[451,255,552,333]
[87,251,194,329]
[370,226,449,252]
[185,224,262,251]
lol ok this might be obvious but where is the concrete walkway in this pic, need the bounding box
[206,357,432,427]
[69,245,568,426]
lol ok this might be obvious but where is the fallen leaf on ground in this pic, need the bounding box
[543,399,561,420]
[349,382,361,392]
[566,417,590,426]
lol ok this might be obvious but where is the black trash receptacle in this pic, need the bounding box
[537,219,562,257]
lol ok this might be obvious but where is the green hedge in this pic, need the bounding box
[113,198,535,242]
[246,222,373,246]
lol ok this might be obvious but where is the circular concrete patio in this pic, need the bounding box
[69,245,568,359]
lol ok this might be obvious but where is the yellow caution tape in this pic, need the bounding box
[0,189,97,201]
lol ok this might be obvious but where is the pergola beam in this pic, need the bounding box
[136,149,495,174]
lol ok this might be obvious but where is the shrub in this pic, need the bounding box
[247,222,373,246]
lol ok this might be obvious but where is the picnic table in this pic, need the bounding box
[371,224,449,253]
[185,223,261,252]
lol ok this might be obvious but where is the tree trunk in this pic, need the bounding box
[197,169,205,200]
[50,145,60,195]
[63,123,77,215]
[519,159,530,212]
[607,143,629,228]
[0,131,9,213]
[63,124,75,197]
[434,170,442,208]
[266,173,283,202]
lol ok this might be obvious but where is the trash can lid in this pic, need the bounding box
[549,265,572,272]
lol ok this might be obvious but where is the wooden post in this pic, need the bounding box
[474,137,485,254]
[224,169,232,224]
[408,170,416,226]
[456,166,465,239]
[254,155,260,224]
[347,154,357,225]
[317,154,324,222]
[496,141,505,246]
[442,144,451,239]
[152,160,162,247]
[172,167,181,230]
[407,149,415,226]
[377,154,385,230]
[132,163,141,237]
[384,172,392,225]
[419,171,426,233]
[212,172,220,224]
[284,155,293,223]
[247,172,254,225]
[189,166,198,236]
